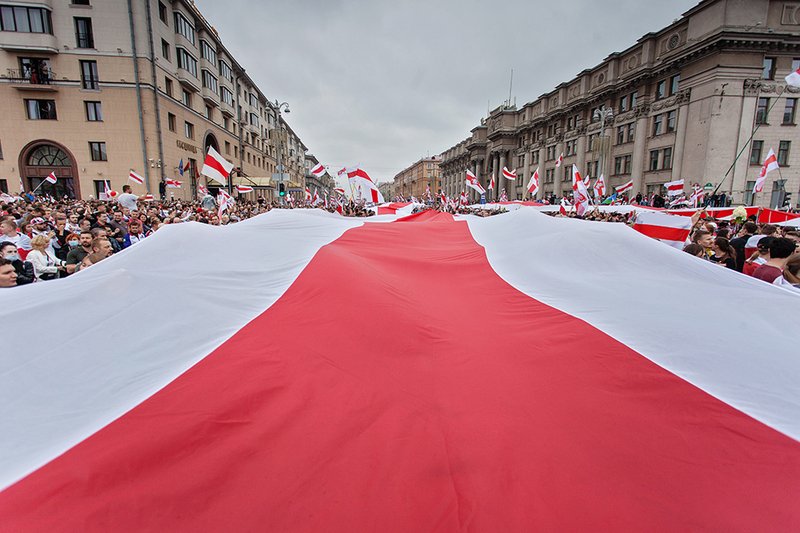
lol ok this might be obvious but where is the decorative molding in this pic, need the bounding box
[744,79,800,96]
[781,3,800,25]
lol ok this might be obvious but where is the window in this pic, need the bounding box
[652,114,663,136]
[565,139,576,156]
[164,77,173,97]
[630,91,638,108]
[587,133,598,151]
[744,180,756,205]
[89,141,106,161]
[762,57,776,80]
[174,12,195,45]
[649,150,659,171]
[0,6,53,34]
[666,110,677,133]
[614,155,632,175]
[80,60,98,90]
[750,140,764,165]
[616,126,625,145]
[546,145,556,160]
[662,147,673,169]
[778,140,791,166]
[74,17,93,48]
[158,2,168,24]
[202,70,218,94]
[161,39,170,61]
[221,86,234,106]
[176,48,197,77]
[619,95,628,113]
[200,40,217,64]
[545,169,554,183]
[627,122,635,141]
[223,116,229,130]
[85,101,102,121]
[547,123,557,136]
[167,113,176,132]
[184,121,194,139]
[25,99,56,120]
[219,59,233,82]
[225,141,231,155]
[784,99,796,125]
[532,151,539,165]
[205,105,212,120]
[182,89,191,107]
[756,97,769,125]
[669,74,680,96]
[563,166,571,182]
[655,80,666,100]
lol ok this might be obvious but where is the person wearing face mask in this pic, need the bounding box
[0,241,34,285]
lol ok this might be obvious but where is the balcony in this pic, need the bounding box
[220,101,235,117]
[176,68,199,92]
[4,68,58,92]
[0,32,58,54]
[201,86,219,106]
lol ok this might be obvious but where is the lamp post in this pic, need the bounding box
[273,100,290,203]
[593,105,614,183]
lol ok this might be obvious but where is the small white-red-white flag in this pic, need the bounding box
[502,167,517,180]
[236,185,254,193]
[312,188,320,205]
[559,198,570,216]
[198,184,208,197]
[555,153,564,168]
[527,167,540,196]
[128,171,145,185]
[465,169,485,195]
[305,187,312,201]
[460,191,469,205]
[201,146,234,185]
[754,149,779,194]
[786,67,800,88]
[616,179,634,194]
[440,191,447,205]
[690,185,705,207]
[45,172,57,185]
[664,179,685,197]
[571,165,591,216]
[217,189,233,216]
[487,172,496,191]
[593,174,606,197]
[310,163,326,178]
[165,179,182,188]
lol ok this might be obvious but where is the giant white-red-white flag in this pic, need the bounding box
[201,146,234,186]
[632,209,693,249]
[753,149,779,194]
[465,169,486,195]
[527,167,540,196]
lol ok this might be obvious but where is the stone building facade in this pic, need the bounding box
[391,155,441,200]
[441,0,800,208]
[0,0,308,201]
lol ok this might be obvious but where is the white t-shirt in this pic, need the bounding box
[0,232,32,251]
[117,193,139,211]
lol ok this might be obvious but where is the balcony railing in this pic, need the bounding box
[6,68,56,85]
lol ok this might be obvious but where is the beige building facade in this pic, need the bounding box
[0,0,307,201]
[441,0,800,208]
[392,156,441,199]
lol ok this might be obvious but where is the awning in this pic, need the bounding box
[231,176,274,188]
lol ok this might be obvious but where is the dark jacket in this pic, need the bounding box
[12,259,35,285]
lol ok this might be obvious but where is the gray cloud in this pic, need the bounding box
[196,0,698,182]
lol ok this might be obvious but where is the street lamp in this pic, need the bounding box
[273,100,290,203]
[593,105,614,182]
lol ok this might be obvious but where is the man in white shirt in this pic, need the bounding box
[116,185,144,212]
[0,218,32,257]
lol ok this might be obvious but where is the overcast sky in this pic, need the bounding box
[196,0,699,183]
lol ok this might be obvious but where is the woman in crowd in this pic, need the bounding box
[710,237,737,270]
[27,234,65,281]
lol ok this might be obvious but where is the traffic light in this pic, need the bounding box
[279,182,286,197]
[783,192,792,208]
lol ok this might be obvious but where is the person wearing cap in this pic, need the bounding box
[743,236,774,277]
[0,257,18,288]
[0,218,32,260]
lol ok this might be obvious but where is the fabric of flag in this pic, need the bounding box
[754,148,779,194]
[616,179,634,194]
[44,172,57,185]
[201,147,233,186]
[664,179,685,197]
[217,189,233,216]
[487,173,495,191]
[165,179,182,188]
[198,184,208,198]
[313,188,320,205]
[786,67,800,88]
[346,168,384,203]
[571,165,591,216]
[632,209,694,249]
[465,169,485,194]
[555,153,564,167]
[1,210,799,531]
[593,174,606,197]
[178,159,184,176]
[236,185,254,193]
[690,186,705,208]
[128,171,145,185]
[502,167,517,180]
[103,181,118,200]
[310,163,327,178]
[527,168,539,196]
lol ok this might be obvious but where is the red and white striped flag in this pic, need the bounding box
[312,188,320,205]
[460,191,468,205]
[555,153,564,168]
[786,67,800,88]
[754,148,779,194]
[632,210,693,249]
[664,179,685,197]
[305,187,312,202]
[487,173,495,191]
[425,184,432,200]
[527,167,540,196]
[465,169,485,195]
[217,189,233,216]
[236,185,254,194]
[310,163,326,178]
[689,184,705,207]
[346,168,384,203]
[616,179,634,194]
[502,167,517,181]
[559,197,570,215]
[128,171,145,185]
[165,179,182,188]
[44,172,57,185]
[593,174,606,197]
[198,184,208,197]
[201,146,234,186]
[571,165,591,216]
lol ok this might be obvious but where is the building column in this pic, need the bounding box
[629,113,650,196]
[671,102,690,183]
[538,147,547,200]
[523,151,531,200]
[499,151,507,201]
[576,136,587,177]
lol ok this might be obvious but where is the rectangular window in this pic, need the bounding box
[616,126,625,145]
[89,141,107,161]
[176,48,197,77]
[225,141,231,155]
[219,59,233,82]
[158,2,168,24]
[200,40,217,64]
[161,39,170,61]
[74,17,93,48]
[221,86,234,106]
[182,89,191,107]
[778,140,791,166]
[0,6,52,34]
[627,122,636,142]
[630,91,638,108]
[164,77,173,97]
[563,166,571,182]
[744,180,756,205]
[85,101,102,121]
[201,70,218,94]
[619,95,628,113]
[623,155,632,174]
[649,150,659,171]
[532,151,539,165]
[666,110,677,133]
[205,105,212,120]
[762,57,776,80]
[669,74,680,96]
[184,121,194,139]
[783,99,796,125]
[167,113,176,132]
[655,80,666,100]
[756,97,769,125]
[750,140,764,165]
[652,114,663,136]
[25,99,57,120]
[614,156,624,176]
[174,12,195,45]
[662,147,673,169]
[80,60,98,90]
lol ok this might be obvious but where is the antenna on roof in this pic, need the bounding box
[507,68,514,108]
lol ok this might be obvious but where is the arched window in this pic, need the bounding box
[28,145,72,167]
